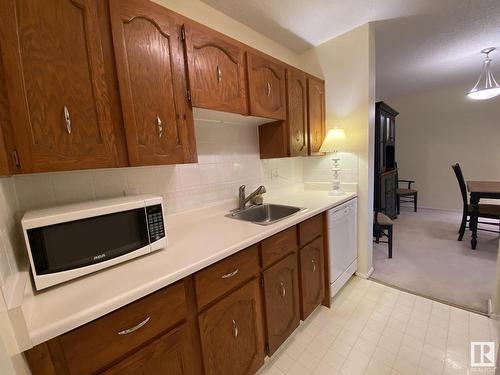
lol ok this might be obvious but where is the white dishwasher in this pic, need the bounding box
[328,198,357,298]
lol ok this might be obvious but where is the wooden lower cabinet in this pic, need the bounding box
[102,324,191,375]
[24,214,330,375]
[198,279,264,375]
[299,237,325,320]
[262,253,300,355]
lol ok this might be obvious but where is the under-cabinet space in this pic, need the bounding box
[109,0,197,166]
[198,278,265,375]
[182,23,248,115]
[246,52,287,120]
[262,253,300,355]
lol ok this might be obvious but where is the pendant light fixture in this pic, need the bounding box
[467,47,500,100]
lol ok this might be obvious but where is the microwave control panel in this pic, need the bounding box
[146,204,165,242]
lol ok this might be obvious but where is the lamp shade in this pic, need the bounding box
[319,127,347,153]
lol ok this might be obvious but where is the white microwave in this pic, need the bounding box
[21,195,167,291]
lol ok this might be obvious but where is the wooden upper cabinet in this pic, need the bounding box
[299,237,325,320]
[0,0,124,172]
[182,24,247,115]
[247,52,286,120]
[109,0,197,166]
[262,253,300,355]
[287,69,308,156]
[198,279,264,375]
[307,77,326,155]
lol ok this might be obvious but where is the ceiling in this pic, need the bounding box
[201,0,500,98]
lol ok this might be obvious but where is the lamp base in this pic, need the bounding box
[328,189,346,196]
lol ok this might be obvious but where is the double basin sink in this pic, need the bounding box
[226,204,304,225]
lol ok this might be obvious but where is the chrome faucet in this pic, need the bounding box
[238,185,266,210]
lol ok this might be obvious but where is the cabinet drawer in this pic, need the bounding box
[60,281,187,375]
[261,227,298,268]
[299,214,323,246]
[195,245,259,309]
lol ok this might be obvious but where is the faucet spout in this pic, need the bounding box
[238,185,266,210]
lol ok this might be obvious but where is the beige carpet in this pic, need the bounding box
[371,207,499,313]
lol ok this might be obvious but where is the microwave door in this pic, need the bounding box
[28,208,150,276]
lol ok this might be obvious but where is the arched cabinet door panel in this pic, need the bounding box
[0,0,122,172]
[198,279,265,375]
[299,237,325,319]
[109,0,197,166]
[287,69,308,156]
[246,52,286,120]
[262,253,300,355]
[183,24,247,115]
[307,77,326,155]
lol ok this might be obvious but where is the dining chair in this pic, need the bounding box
[451,163,500,241]
[374,211,393,258]
[395,163,418,214]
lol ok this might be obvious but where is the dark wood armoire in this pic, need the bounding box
[374,102,399,219]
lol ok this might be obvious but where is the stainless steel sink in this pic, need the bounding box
[226,204,304,225]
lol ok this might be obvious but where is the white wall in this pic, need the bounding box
[389,83,500,211]
[299,24,376,277]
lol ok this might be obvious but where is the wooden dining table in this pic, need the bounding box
[467,180,500,249]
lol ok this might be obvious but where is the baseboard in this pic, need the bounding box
[355,267,374,279]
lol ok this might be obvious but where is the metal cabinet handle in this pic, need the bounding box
[311,259,316,273]
[280,281,286,298]
[266,81,271,96]
[217,65,222,82]
[156,116,163,138]
[117,317,150,335]
[63,106,71,134]
[232,319,238,338]
[221,268,239,279]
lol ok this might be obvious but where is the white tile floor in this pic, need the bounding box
[258,277,499,375]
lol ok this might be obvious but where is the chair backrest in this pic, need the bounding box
[451,163,468,208]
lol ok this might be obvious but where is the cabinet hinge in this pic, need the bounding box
[259,277,264,287]
[285,70,288,80]
[186,88,192,102]
[265,344,270,353]
[180,25,186,41]
[11,150,20,168]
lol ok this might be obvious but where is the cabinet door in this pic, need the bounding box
[307,78,326,155]
[287,69,308,156]
[102,324,191,375]
[109,0,197,166]
[0,43,12,175]
[183,24,247,115]
[0,0,122,172]
[299,237,325,320]
[262,253,300,355]
[198,279,264,375]
[247,52,286,120]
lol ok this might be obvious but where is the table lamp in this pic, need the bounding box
[319,127,347,196]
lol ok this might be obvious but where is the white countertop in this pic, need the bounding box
[14,186,356,349]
